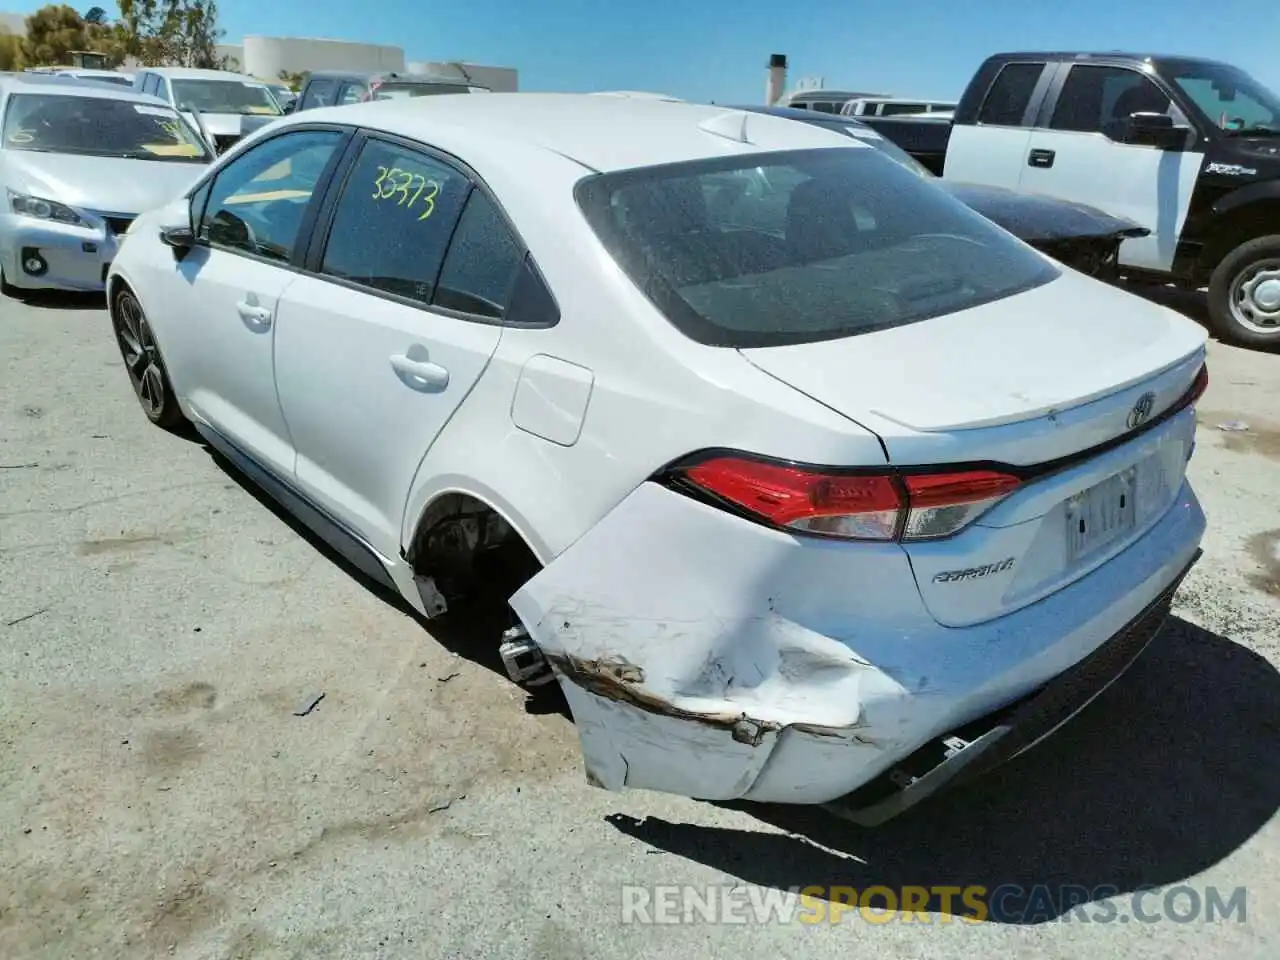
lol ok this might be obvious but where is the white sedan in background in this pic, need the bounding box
[106,94,1207,824]
[0,73,211,295]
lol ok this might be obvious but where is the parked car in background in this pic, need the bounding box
[50,68,135,89]
[132,67,284,155]
[258,79,297,112]
[292,70,485,112]
[858,51,1280,348]
[840,97,957,117]
[0,73,211,296]
[776,87,892,113]
[108,94,1206,825]
[732,104,1149,280]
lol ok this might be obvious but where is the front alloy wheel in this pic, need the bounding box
[112,287,184,429]
[1208,234,1280,350]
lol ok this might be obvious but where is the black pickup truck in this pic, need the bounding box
[860,51,1280,348]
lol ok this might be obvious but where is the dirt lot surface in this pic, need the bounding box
[2,285,1278,959]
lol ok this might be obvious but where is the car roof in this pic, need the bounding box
[282,92,861,173]
[0,72,170,105]
[140,67,268,83]
[308,69,469,84]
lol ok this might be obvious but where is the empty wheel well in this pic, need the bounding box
[406,493,543,612]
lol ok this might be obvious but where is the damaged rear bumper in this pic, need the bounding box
[826,550,1196,825]
[509,479,1204,818]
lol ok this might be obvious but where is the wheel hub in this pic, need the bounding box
[1229,260,1280,333]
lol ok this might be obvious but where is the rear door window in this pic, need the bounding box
[318,138,470,304]
[575,146,1059,348]
[978,62,1046,126]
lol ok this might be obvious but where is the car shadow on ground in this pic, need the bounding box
[4,289,106,311]
[198,443,570,717]
[606,616,1280,924]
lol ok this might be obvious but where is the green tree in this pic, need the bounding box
[23,5,91,66]
[116,0,225,67]
[278,69,308,91]
[84,5,109,23]
[0,27,26,71]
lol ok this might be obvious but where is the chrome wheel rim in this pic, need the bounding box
[114,293,166,418]
[1228,258,1280,335]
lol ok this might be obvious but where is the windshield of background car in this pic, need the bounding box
[368,82,472,100]
[171,78,282,116]
[1163,60,1280,133]
[575,146,1060,348]
[1,93,211,161]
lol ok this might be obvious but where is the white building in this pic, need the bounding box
[220,35,517,91]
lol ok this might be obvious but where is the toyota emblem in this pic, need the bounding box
[1127,391,1156,429]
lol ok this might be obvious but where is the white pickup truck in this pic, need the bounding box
[862,51,1280,348]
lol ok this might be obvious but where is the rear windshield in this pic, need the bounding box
[575,146,1059,347]
[2,93,211,161]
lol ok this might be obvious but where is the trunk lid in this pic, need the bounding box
[739,270,1207,627]
[739,269,1204,448]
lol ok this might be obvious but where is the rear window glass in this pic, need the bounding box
[574,147,1059,348]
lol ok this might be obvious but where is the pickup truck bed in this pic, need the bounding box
[857,115,952,175]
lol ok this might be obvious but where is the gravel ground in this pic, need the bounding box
[1,285,1278,960]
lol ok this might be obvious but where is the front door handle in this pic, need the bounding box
[235,300,272,329]
[1027,148,1056,168]
[390,353,450,391]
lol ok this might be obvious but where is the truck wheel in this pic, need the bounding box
[1208,235,1280,349]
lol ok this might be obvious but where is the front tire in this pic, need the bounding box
[1207,235,1280,349]
[111,285,186,430]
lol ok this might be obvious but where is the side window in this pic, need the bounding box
[319,139,469,304]
[1050,65,1172,134]
[301,79,337,109]
[200,130,345,262]
[157,78,171,103]
[977,62,1045,126]
[337,82,366,105]
[434,190,524,318]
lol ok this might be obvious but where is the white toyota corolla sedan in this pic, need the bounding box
[107,93,1208,824]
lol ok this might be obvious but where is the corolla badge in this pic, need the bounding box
[933,558,1015,583]
[1127,391,1157,429]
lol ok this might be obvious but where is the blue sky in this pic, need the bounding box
[27,0,1280,102]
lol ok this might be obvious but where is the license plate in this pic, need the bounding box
[1066,467,1137,563]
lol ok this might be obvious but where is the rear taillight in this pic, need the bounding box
[1187,363,1208,407]
[676,456,1020,542]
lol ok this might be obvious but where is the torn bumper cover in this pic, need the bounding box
[509,481,1204,819]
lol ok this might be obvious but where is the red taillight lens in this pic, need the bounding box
[684,458,904,540]
[679,457,1020,542]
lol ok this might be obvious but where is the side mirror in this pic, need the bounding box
[159,225,195,260]
[282,100,296,114]
[1121,111,1187,149]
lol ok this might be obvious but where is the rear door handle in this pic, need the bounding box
[235,300,273,329]
[1027,148,1056,168]
[390,353,450,391]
